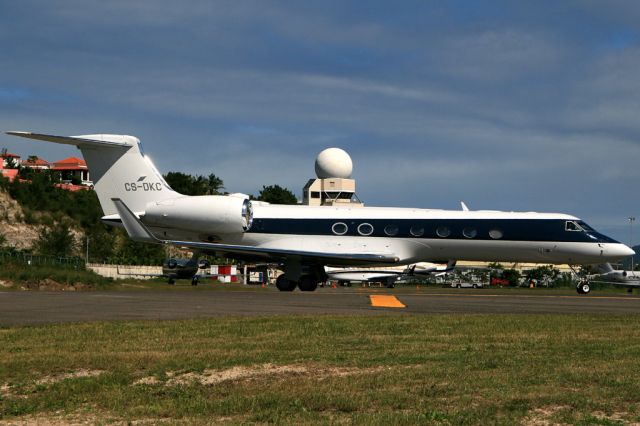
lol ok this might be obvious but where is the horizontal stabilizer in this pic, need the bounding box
[6,131,136,148]
[112,198,159,243]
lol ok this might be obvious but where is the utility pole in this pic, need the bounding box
[629,217,635,271]
[86,235,89,264]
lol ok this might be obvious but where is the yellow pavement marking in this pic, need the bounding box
[370,295,406,308]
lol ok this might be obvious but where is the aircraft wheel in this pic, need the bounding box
[168,278,175,285]
[472,284,478,289]
[579,282,591,294]
[276,274,296,291]
[191,277,199,286]
[456,284,461,289]
[298,275,318,292]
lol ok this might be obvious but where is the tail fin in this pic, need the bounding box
[597,263,615,274]
[6,131,180,216]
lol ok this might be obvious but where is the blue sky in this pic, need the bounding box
[1,0,639,243]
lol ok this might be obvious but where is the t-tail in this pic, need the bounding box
[6,132,179,216]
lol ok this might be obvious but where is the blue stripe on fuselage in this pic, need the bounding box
[248,218,618,243]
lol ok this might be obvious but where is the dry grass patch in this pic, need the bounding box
[524,405,572,425]
[1,369,105,401]
[35,369,104,386]
[134,363,389,387]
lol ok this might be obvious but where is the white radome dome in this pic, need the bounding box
[315,148,353,179]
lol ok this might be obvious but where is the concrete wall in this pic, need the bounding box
[87,263,162,280]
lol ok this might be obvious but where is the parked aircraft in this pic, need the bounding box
[592,263,640,292]
[117,254,210,285]
[326,261,456,288]
[7,131,635,294]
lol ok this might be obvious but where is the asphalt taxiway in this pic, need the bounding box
[1,287,640,326]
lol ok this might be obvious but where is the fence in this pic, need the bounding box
[0,250,85,268]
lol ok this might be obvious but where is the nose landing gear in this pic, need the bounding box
[576,279,591,294]
[569,265,592,295]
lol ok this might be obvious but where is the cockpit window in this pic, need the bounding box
[577,221,595,232]
[565,221,584,232]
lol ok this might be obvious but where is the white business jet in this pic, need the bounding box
[7,132,635,294]
[592,263,640,291]
[325,261,456,288]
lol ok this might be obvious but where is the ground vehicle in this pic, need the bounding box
[450,282,483,289]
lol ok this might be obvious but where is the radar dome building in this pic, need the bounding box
[303,148,363,207]
[314,148,353,179]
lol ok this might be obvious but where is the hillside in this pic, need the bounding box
[0,187,41,250]
[0,176,166,264]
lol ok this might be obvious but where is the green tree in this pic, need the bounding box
[36,221,77,257]
[525,265,558,281]
[257,184,297,204]
[206,174,224,194]
[163,172,224,196]
[85,226,117,263]
[114,237,165,265]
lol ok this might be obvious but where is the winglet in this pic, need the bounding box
[461,201,469,211]
[111,198,160,243]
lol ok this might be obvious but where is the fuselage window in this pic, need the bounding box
[489,229,503,239]
[384,224,399,236]
[410,226,424,237]
[463,228,477,239]
[565,221,583,232]
[332,222,348,235]
[357,223,374,236]
[436,226,451,238]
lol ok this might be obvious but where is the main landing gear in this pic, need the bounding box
[275,264,326,292]
[275,274,320,292]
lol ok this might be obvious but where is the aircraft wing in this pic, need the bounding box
[326,269,405,281]
[112,198,400,266]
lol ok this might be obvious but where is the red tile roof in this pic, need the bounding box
[22,157,50,166]
[52,157,87,170]
[0,152,20,158]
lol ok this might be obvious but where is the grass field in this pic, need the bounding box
[2,314,640,424]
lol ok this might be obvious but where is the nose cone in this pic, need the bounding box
[608,244,636,259]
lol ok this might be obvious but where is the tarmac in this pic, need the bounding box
[1,287,640,326]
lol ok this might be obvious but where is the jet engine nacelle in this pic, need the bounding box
[143,195,253,235]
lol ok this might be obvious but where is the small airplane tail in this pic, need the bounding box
[6,132,180,216]
[597,263,615,275]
